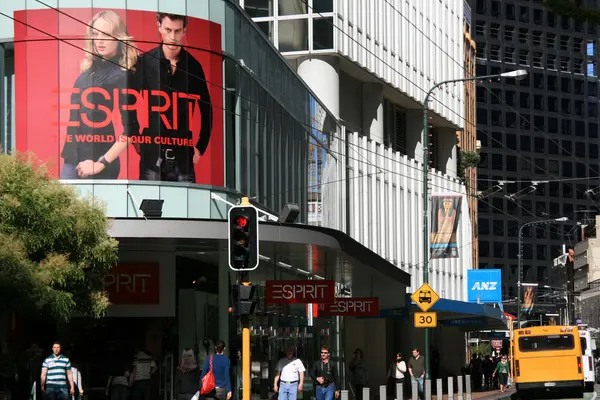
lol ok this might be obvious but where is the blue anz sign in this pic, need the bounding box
[467,269,502,303]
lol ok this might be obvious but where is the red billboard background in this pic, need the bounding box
[14,8,223,185]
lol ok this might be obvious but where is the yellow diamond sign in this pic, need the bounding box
[410,282,440,312]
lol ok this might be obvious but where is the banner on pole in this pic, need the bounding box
[430,194,462,259]
[520,286,536,314]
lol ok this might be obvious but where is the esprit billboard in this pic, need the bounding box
[14,8,223,185]
[265,280,336,304]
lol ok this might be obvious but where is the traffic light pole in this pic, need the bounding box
[241,272,251,400]
[240,197,251,400]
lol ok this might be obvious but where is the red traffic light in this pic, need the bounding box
[236,216,249,228]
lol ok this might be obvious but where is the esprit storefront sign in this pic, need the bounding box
[320,297,380,316]
[104,263,160,305]
[265,280,335,304]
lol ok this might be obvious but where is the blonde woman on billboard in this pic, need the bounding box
[76,12,214,183]
[61,9,139,180]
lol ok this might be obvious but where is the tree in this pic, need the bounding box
[543,0,600,24]
[0,153,118,321]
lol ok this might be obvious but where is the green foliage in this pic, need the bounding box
[0,153,118,321]
[458,150,480,184]
[470,342,492,357]
[543,0,600,24]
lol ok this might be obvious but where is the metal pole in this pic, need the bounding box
[241,271,251,400]
[422,74,511,379]
[422,86,432,381]
[517,223,526,327]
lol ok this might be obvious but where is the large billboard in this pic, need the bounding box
[467,269,502,304]
[14,8,223,185]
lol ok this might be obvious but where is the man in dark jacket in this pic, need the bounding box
[135,12,213,182]
[310,346,339,400]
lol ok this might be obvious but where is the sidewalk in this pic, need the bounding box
[430,388,516,400]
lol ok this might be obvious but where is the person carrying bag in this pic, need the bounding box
[200,356,216,395]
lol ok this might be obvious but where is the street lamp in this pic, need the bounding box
[421,69,528,380]
[517,217,569,326]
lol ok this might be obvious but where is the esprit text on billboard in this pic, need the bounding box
[265,280,335,304]
[320,297,380,317]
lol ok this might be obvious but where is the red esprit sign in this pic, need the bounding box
[104,263,160,305]
[266,280,335,304]
[320,297,380,316]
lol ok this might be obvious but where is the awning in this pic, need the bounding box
[364,296,509,330]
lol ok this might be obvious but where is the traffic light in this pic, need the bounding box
[228,204,259,271]
[232,283,256,316]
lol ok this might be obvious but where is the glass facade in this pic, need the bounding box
[0,0,343,396]
[472,0,600,298]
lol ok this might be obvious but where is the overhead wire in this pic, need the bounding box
[3,3,584,244]
[294,0,580,239]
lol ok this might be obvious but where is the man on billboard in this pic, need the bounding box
[76,12,213,182]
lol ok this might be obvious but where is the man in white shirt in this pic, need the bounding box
[274,345,305,400]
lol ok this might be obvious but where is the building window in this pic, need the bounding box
[547,33,556,48]
[519,28,529,44]
[383,101,407,154]
[278,19,309,51]
[278,0,307,16]
[532,31,543,46]
[505,47,515,64]
[519,49,529,66]
[491,45,501,62]
[245,0,274,17]
[504,26,514,41]
[313,0,333,12]
[313,18,334,50]
[490,23,501,39]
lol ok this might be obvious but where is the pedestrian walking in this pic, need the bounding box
[274,344,305,400]
[70,361,83,400]
[349,349,367,400]
[199,340,232,400]
[492,356,510,393]
[130,350,157,400]
[407,349,424,397]
[40,341,75,400]
[176,349,201,400]
[387,352,406,399]
[310,345,340,400]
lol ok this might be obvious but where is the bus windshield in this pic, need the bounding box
[518,334,575,352]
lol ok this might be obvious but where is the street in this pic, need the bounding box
[509,385,600,400]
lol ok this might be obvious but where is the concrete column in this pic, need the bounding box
[361,83,384,144]
[297,56,340,119]
[405,109,423,161]
[436,128,458,176]
[219,251,230,356]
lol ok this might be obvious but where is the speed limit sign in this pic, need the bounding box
[414,312,438,328]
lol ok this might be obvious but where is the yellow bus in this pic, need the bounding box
[511,325,585,398]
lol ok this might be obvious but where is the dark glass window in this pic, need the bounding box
[313,18,334,50]
[312,0,333,12]
[519,335,575,352]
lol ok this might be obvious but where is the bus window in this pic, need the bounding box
[581,337,587,353]
[518,334,575,351]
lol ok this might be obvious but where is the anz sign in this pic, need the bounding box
[467,269,502,304]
